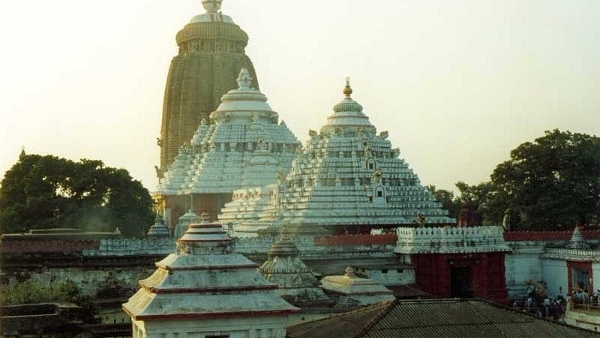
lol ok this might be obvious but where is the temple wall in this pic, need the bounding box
[504,242,545,300]
[85,237,175,256]
[355,266,415,286]
[540,258,568,299]
[565,307,600,332]
[5,266,155,298]
[142,316,287,338]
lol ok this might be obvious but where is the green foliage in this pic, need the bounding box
[0,153,154,237]
[0,280,97,323]
[427,185,461,219]
[456,130,600,229]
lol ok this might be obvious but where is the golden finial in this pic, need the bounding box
[343,77,352,98]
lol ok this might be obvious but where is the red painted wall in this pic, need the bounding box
[412,252,508,304]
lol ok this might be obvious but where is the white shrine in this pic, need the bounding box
[159,68,300,196]
[320,267,396,307]
[219,79,454,236]
[123,216,298,338]
[157,68,301,230]
[259,229,332,307]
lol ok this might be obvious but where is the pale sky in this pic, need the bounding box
[1,0,598,193]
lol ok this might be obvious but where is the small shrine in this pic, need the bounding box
[146,215,170,237]
[320,267,395,307]
[259,229,332,307]
[123,214,298,337]
[172,210,201,239]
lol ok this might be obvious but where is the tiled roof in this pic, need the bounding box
[286,302,392,338]
[287,299,600,338]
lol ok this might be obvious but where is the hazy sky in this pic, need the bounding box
[1,0,598,193]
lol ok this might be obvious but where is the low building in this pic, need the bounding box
[320,267,395,307]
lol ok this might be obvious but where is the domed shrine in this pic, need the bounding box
[146,215,170,237]
[123,215,298,337]
[173,210,202,239]
[159,0,260,170]
[259,229,332,307]
[219,79,454,236]
[158,68,301,230]
[320,267,395,307]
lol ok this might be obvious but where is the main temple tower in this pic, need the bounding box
[159,0,259,170]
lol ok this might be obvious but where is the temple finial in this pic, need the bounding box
[343,77,352,98]
[237,68,253,89]
[202,0,223,14]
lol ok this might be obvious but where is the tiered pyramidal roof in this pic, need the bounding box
[259,229,332,306]
[220,79,454,235]
[158,68,301,195]
[123,215,298,336]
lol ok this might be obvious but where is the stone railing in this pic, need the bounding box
[231,235,396,258]
[314,234,397,246]
[395,226,510,254]
[504,229,600,242]
[0,239,100,254]
[542,247,600,262]
[83,237,175,256]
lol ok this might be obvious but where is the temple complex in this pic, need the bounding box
[122,216,298,337]
[157,68,301,229]
[159,0,260,170]
[219,79,454,236]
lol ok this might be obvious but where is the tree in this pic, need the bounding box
[487,130,600,229]
[427,185,461,219]
[0,153,154,237]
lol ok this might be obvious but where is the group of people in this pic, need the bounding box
[512,295,566,321]
[570,289,600,308]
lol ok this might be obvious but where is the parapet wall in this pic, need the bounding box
[503,229,600,242]
[395,226,510,254]
[0,239,100,253]
[314,234,397,246]
[84,237,175,256]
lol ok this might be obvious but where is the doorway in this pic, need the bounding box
[451,266,473,298]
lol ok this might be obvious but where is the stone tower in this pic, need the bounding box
[159,0,259,170]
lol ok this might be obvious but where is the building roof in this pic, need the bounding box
[159,68,300,196]
[123,218,298,321]
[259,229,331,305]
[222,79,453,237]
[286,302,392,338]
[287,299,600,338]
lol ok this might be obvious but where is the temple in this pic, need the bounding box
[157,68,301,229]
[159,0,260,170]
[219,79,455,236]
